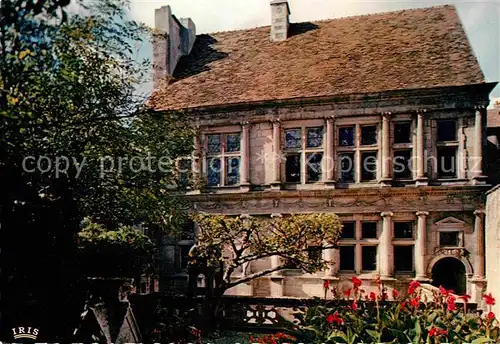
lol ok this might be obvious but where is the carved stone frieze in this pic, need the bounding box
[433,247,469,258]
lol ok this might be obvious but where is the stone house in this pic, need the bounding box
[148,2,498,304]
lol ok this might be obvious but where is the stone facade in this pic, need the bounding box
[159,85,496,305]
[485,185,500,313]
[151,3,498,306]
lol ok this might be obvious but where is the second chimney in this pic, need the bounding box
[270,0,290,42]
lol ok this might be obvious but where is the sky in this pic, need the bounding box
[127,0,500,100]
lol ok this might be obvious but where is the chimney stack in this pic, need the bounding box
[270,0,290,42]
[153,5,196,86]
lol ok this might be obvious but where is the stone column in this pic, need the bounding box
[415,211,429,280]
[270,254,284,297]
[323,240,339,277]
[416,111,428,185]
[325,116,336,187]
[473,209,485,279]
[193,132,201,189]
[240,122,250,190]
[473,107,486,183]
[271,120,281,189]
[380,212,394,278]
[381,113,391,186]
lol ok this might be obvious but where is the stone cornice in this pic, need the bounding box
[164,83,497,117]
[179,185,487,213]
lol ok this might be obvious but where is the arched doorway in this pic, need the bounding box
[431,257,467,295]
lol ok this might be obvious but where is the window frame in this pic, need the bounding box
[338,217,380,274]
[336,122,380,184]
[203,130,242,187]
[392,118,415,181]
[282,122,325,184]
[392,216,416,274]
[434,118,459,180]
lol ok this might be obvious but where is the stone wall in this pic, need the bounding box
[486,185,500,314]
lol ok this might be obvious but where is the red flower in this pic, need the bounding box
[439,285,449,296]
[343,288,352,298]
[488,312,496,322]
[392,289,399,299]
[459,294,471,303]
[483,293,496,306]
[409,296,420,307]
[376,276,381,285]
[429,327,448,337]
[447,295,457,311]
[369,292,376,301]
[400,301,406,309]
[323,280,330,290]
[350,300,358,311]
[326,311,344,325]
[408,280,421,295]
[351,276,362,288]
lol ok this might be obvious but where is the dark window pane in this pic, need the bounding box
[362,222,377,239]
[341,222,355,239]
[226,157,240,185]
[306,153,322,182]
[394,222,413,239]
[181,220,195,240]
[339,152,354,182]
[394,122,412,144]
[440,232,459,246]
[306,127,323,148]
[394,246,413,272]
[207,157,221,186]
[226,133,241,152]
[362,246,377,271]
[286,154,301,183]
[361,151,377,181]
[361,125,377,145]
[437,120,457,142]
[437,147,457,178]
[339,127,354,146]
[308,246,322,264]
[394,150,412,179]
[285,128,301,149]
[180,245,191,269]
[339,246,355,271]
[179,158,192,187]
[207,134,221,153]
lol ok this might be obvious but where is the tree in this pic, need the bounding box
[191,213,343,299]
[0,0,193,340]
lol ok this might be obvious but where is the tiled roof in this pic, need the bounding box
[149,5,485,111]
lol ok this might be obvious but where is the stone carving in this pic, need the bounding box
[433,247,469,258]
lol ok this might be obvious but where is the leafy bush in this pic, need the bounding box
[76,218,155,277]
[284,278,499,344]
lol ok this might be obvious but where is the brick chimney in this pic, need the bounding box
[270,0,290,42]
[153,5,196,86]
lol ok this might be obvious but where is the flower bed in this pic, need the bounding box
[252,277,499,344]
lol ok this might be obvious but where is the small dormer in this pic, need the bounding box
[435,217,468,248]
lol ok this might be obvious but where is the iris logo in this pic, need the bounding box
[11,327,39,340]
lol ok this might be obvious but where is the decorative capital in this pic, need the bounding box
[416,211,430,217]
[324,115,335,122]
[474,105,486,111]
[381,211,394,218]
[271,118,281,126]
[240,121,250,127]
[474,209,485,217]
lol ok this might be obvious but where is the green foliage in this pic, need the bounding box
[1,0,194,232]
[191,213,343,295]
[77,218,154,253]
[290,279,500,344]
